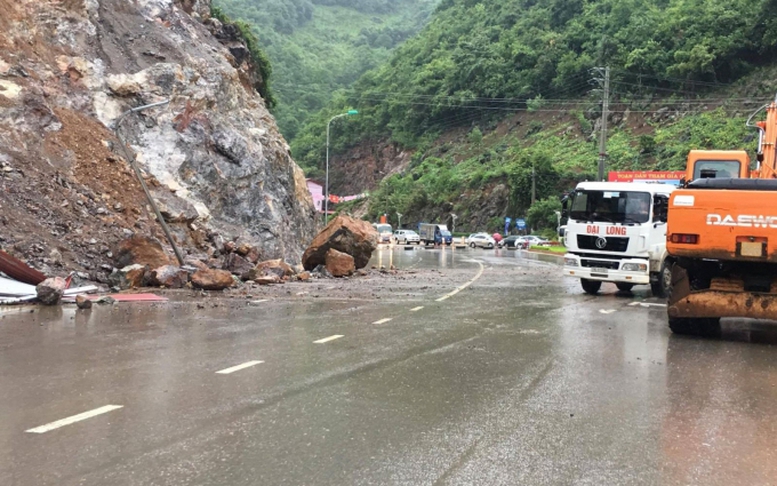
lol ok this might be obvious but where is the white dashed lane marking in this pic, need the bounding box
[314,335,344,344]
[373,318,393,325]
[410,306,424,312]
[436,260,485,302]
[216,360,264,375]
[599,309,616,315]
[26,405,124,434]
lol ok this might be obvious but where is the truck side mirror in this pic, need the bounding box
[653,195,669,223]
[561,196,569,219]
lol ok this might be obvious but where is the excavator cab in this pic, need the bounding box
[683,150,750,185]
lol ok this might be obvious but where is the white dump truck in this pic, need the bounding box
[562,181,676,296]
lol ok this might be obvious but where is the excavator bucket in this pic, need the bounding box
[668,264,777,321]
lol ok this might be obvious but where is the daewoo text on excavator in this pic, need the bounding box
[667,94,777,335]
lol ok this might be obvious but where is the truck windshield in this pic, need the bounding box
[570,190,651,224]
[376,224,392,233]
[693,160,740,179]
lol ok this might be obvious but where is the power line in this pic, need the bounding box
[608,68,733,88]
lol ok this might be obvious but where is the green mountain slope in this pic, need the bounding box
[290,0,777,232]
[213,0,440,140]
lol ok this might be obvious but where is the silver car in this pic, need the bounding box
[469,234,496,249]
[393,229,420,244]
[524,235,550,247]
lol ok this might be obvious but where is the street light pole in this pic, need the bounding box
[451,213,457,234]
[325,109,359,224]
[396,212,402,229]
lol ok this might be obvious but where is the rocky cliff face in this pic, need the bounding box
[0,0,315,277]
[329,140,411,196]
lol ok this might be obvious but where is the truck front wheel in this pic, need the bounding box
[615,282,634,292]
[651,260,672,298]
[581,279,602,295]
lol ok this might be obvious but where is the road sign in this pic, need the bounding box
[515,219,526,230]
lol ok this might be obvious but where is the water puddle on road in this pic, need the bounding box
[370,245,470,270]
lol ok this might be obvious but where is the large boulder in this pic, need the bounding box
[148,265,190,289]
[114,236,172,269]
[108,264,146,290]
[222,253,254,277]
[191,268,235,290]
[325,249,355,277]
[241,259,295,281]
[302,215,378,270]
[36,277,67,305]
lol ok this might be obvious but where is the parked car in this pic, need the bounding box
[498,235,525,249]
[393,229,420,244]
[524,235,551,247]
[469,234,496,249]
[466,233,489,245]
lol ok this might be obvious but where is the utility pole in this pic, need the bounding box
[113,99,185,266]
[531,161,536,205]
[592,66,610,181]
[324,110,359,224]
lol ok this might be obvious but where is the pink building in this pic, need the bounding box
[306,179,325,213]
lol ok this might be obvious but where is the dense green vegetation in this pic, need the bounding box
[296,0,777,231]
[213,0,440,139]
[293,0,777,166]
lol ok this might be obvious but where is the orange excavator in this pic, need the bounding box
[666,95,777,335]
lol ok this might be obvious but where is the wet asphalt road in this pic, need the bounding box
[2,247,777,485]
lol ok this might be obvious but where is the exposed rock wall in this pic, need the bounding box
[0,0,315,277]
[329,140,411,195]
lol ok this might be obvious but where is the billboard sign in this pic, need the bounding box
[608,171,685,186]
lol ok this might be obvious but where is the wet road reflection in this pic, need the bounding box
[1,247,777,485]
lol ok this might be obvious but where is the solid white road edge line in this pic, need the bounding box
[436,260,485,302]
[26,405,124,434]
[410,306,424,312]
[373,318,392,325]
[314,335,344,344]
[216,360,265,375]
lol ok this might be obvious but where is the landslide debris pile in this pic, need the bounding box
[0,0,315,284]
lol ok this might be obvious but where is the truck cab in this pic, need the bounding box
[563,181,675,296]
[373,223,393,244]
[418,223,453,245]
